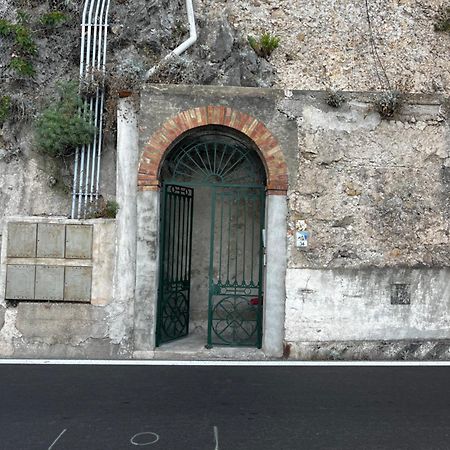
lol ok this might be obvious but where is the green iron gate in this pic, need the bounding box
[157,138,266,348]
[208,187,265,347]
[156,184,194,346]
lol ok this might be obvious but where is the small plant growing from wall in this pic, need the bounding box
[39,11,67,28]
[35,81,96,158]
[86,198,119,218]
[0,96,11,125]
[0,14,37,77]
[375,90,401,119]
[325,90,345,108]
[102,200,119,218]
[434,7,450,33]
[248,33,280,58]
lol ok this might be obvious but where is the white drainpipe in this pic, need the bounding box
[144,0,197,80]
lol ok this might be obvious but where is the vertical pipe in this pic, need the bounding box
[83,0,101,214]
[72,0,91,218]
[90,0,107,206]
[78,0,96,217]
[95,0,111,200]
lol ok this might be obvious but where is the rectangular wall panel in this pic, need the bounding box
[37,224,66,258]
[64,266,92,302]
[35,266,64,301]
[65,225,93,259]
[6,265,36,300]
[7,223,37,258]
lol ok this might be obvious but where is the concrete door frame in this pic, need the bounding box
[118,99,288,358]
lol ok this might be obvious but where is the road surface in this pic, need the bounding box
[0,363,449,449]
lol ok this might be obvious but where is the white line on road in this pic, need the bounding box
[1,359,450,367]
[214,426,219,450]
[48,428,67,450]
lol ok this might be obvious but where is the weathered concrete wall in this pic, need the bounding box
[0,217,128,358]
[281,91,449,269]
[278,89,449,357]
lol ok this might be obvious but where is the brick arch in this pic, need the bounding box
[138,106,288,194]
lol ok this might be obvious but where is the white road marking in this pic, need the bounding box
[130,432,159,446]
[214,426,219,450]
[0,359,449,367]
[48,428,67,450]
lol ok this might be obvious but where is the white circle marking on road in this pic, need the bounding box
[130,432,160,446]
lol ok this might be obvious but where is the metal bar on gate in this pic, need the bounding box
[218,192,224,284]
[207,186,216,347]
[242,195,247,285]
[166,189,172,283]
[226,193,232,284]
[250,197,255,285]
[176,192,182,282]
[234,191,239,285]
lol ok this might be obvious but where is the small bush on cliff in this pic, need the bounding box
[0,96,11,125]
[248,33,280,58]
[434,7,450,33]
[375,91,401,119]
[35,82,96,158]
[40,11,67,27]
[0,16,37,77]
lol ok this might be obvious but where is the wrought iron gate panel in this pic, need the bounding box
[208,187,265,347]
[156,184,194,346]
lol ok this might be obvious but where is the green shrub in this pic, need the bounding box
[40,11,67,27]
[434,8,450,33]
[35,82,97,158]
[0,96,11,125]
[88,199,119,218]
[13,24,37,55]
[9,57,35,76]
[1,18,36,76]
[375,91,401,119]
[0,19,36,55]
[248,33,280,58]
[103,200,119,218]
[0,19,15,37]
[325,90,345,108]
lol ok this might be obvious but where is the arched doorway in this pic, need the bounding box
[156,128,266,348]
[132,104,288,357]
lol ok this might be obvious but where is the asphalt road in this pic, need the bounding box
[1,364,450,449]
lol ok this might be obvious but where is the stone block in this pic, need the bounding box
[7,223,37,258]
[64,266,92,302]
[65,225,93,259]
[6,265,35,300]
[35,266,64,301]
[37,224,65,258]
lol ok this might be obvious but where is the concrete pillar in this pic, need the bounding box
[114,98,138,343]
[134,190,160,352]
[263,194,287,357]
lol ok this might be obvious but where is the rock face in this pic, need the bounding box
[0,0,276,230]
[204,0,450,94]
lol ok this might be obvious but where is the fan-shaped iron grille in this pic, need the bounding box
[162,140,265,186]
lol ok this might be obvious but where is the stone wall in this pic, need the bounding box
[279,89,449,358]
